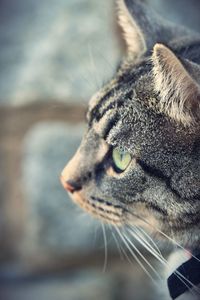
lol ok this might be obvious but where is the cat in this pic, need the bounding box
[60,0,200,299]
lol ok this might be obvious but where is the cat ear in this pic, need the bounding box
[152,43,200,126]
[117,0,190,59]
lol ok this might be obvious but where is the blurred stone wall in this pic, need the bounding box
[0,0,200,299]
[0,0,121,104]
[0,0,121,262]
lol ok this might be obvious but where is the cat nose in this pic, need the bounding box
[60,176,82,193]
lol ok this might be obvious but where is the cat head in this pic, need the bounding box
[61,0,200,248]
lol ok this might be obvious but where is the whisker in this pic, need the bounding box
[101,222,108,273]
[156,230,200,263]
[127,227,164,263]
[172,270,200,297]
[108,224,124,260]
[113,225,132,262]
[127,227,199,295]
[119,242,137,267]
[122,228,162,281]
[125,210,200,295]
[126,208,200,263]
[134,226,163,257]
[92,221,99,249]
[115,226,157,284]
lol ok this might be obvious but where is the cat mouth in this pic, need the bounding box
[61,176,160,228]
[62,185,124,225]
[71,192,124,225]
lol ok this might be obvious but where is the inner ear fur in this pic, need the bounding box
[152,43,200,126]
[117,0,147,58]
[117,0,193,60]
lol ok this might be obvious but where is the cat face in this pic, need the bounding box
[61,0,200,248]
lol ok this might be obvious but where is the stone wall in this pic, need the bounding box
[0,0,200,299]
[0,0,121,263]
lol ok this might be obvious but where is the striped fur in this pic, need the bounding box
[61,2,200,297]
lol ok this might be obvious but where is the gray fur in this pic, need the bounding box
[62,1,200,298]
[117,0,199,58]
[84,1,200,251]
[66,0,200,252]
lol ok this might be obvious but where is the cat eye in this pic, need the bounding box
[112,148,132,172]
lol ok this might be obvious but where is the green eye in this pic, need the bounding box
[112,148,132,172]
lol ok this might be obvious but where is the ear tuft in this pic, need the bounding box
[117,0,193,60]
[152,43,200,126]
[117,0,146,58]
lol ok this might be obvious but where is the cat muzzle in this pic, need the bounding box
[60,176,82,193]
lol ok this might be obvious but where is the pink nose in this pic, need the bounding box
[60,176,81,193]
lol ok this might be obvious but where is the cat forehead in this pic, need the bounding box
[87,59,152,124]
[86,62,157,143]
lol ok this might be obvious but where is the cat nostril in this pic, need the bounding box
[60,176,82,193]
[67,180,82,193]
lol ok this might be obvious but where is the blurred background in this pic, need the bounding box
[0,0,200,299]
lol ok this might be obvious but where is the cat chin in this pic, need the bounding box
[67,191,124,226]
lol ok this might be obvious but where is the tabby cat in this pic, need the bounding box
[61,0,200,299]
